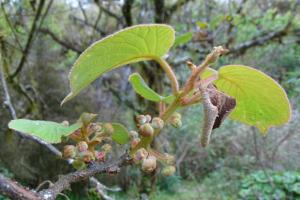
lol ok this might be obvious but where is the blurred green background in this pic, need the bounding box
[0,0,299,199]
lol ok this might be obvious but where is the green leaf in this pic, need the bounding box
[208,65,291,133]
[62,24,175,104]
[129,73,175,104]
[129,73,163,102]
[8,119,81,143]
[111,123,130,145]
[173,32,192,48]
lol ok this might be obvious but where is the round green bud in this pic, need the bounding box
[134,148,148,162]
[129,130,139,139]
[136,115,147,125]
[151,117,164,130]
[161,166,176,176]
[77,141,88,152]
[170,117,182,128]
[103,123,114,135]
[141,156,157,173]
[145,114,152,123]
[139,123,154,137]
[63,145,76,159]
[131,138,141,149]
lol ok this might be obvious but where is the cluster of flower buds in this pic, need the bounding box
[136,114,164,137]
[133,147,176,176]
[170,112,182,128]
[61,114,117,170]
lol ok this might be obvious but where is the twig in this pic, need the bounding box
[1,52,17,119]
[39,28,82,53]
[90,177,114,200]
[0,174,40,200]
[11,0,46,78]
[0,2,23,51]
[39,152,132,200]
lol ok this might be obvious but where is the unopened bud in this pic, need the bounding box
[62,120,69,126]
[134,148,148,162]
[78,150,94,163]
[165,154,175,165]
[136,115,147,125]
[63,145,76,159]
[80,112,98,126]
[142,156,157,173]
[129,130,139,139]
[170,117,182,128]
[95,151,106,162]
[139,123,154,137]
[161,166,176,176]
[103,123,114,135]
[77,141,88,152]
[102,144,112,153]
[145,114,152,123]
[131,138,141,149]
[151,117,164,129]
[172,112,181,119]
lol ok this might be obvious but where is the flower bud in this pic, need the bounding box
[170,117,182,128]
[103,123,114,135]
[129,130,139,139]
[161,166,176,176]
[102,144,112,153]
[151,117,164,130]
[131,138,141,149]
[78,150,94,163]
[134,148,148,162]
[77,141,88,152]
[145,114,152,123]
[63,145,76,159]
[136,115,147,125]
[165,154,175,165]
[142,156,157,173]
[62,120,69,126]
[139,123,154,137]
[95,151,106,162]
[172,112,182,120]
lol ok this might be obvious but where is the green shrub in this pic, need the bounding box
[239,171,300,200]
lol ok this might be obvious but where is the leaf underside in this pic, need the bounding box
[62,24,175,104]
[8,119,81,143]
[205,65,291,133]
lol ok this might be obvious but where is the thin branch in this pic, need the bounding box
[11,0,46,78]
[0,51,17,119]
[70,15,106,36]
[0,2,23,51]
[78,0,89,23]
[39,28,82,53]
[90,177,114,200]
[39,153,132,200]
[0,174,40,200]
[99,4,123,24]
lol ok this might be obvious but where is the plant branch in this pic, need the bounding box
[38,152,133,200]
[39,28,82,53]
[11,0,46,78]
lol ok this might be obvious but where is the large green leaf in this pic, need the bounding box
[111,123,130,145]
[62,24,175,104]
[8,119,81,143]
[208,65,291,133]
